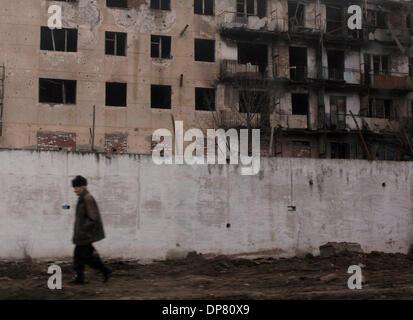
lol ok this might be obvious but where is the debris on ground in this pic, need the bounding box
[0,250,412,299]
[319,242,364,258]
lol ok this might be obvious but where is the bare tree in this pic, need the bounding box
[195,76,275,155]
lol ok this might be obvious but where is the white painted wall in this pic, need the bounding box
[0,150,412,260]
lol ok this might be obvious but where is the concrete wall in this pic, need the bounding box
[0,149,412,260]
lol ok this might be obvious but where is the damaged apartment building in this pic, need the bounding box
[0,0,412,160]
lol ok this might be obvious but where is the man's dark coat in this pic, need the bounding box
[73,189,105,245]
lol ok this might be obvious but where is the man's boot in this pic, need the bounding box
[102,267,112,283]
[70,273,87,285]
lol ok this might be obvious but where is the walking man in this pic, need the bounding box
[71,175,111,284]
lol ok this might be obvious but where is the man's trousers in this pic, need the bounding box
[73,244,106,276]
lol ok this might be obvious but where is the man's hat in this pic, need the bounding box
[72,175,87,187]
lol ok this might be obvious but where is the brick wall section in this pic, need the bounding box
[37,131,76,151]
[104,134,128,153]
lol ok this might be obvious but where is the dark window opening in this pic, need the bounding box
[292,93,308,116]
[40,27,77,52]
[411,100,413,117]
[368,10,387,28]
[293,141,310,146]
[105,31,127,56]
[292,140,311,158]
[373,144,396,161]
[327,50,344,80]
[289,47,307,81]
[239,90,269,114]
[106,82,127,107]
[194,0,214,15]
[330,96,346,129]
[326,6,343,34]
[408,15,413,35]
[195,39,215,62]
[236,0,266,18]
[151,35,171,59]
[372,55,389,74]
[363,53,371,84]
[151,85,171,109]
[288,2,305,27]
[195,88,216,111]
[238,42,267,75]
[330,142,349,159]
[39,78,76,104]
[369,99,395,120]
[409,57,413,79]
[107,0,128,8]
[150,0,171,10]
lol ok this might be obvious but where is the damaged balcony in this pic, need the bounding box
[354,99,401,133]
[324,5,364,43]
[362,72,413,91]
[220,60,270,81]
[275,93,310,130]
[322,67,361,85]
[220,41,270,81]
[218,11,288,36]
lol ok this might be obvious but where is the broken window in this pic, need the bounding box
[195,88,216,111]
[106,0,128,8]
[330,96,346,129]
[411,100,413,117]
[326,6,343,34]
[194,39,215,62]
[105,31,127,56]
[408,15,413,35]
[236,0,266,18]
[372,55,389,74]
[39,78,76,104]
[151,85,171,109]
[151,35,171,59]
[194,0,214,16]
[369,99,395,120]
[289,47,307,81]
[150,0,170,10]
[368,10,387,28]
[106,82,127,107]
[330,142,349,159]
[239,90,268,114]
[288,2,305,27]
[292,141,311,158]
[373,144,396,161]
[291,93,308,115]
[327,50,344,80]
[409,57,413,79]
[40,27,77,52]
[237,42,267,75]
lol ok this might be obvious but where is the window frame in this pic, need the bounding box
[105,31,127,56]
[40,26,78,52]
[151,35,172,59]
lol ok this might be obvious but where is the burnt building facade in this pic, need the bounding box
[0,0,412,160]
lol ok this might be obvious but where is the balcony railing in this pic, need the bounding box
[218,11,287,33]
[220,60,268,80]
[218,12,322,34]
[362,72,413,91]
[289,66,308,82]
[322,67,361,83]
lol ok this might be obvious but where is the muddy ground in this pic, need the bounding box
[0,251,413,300]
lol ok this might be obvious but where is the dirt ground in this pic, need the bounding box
[1,250,413,300]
